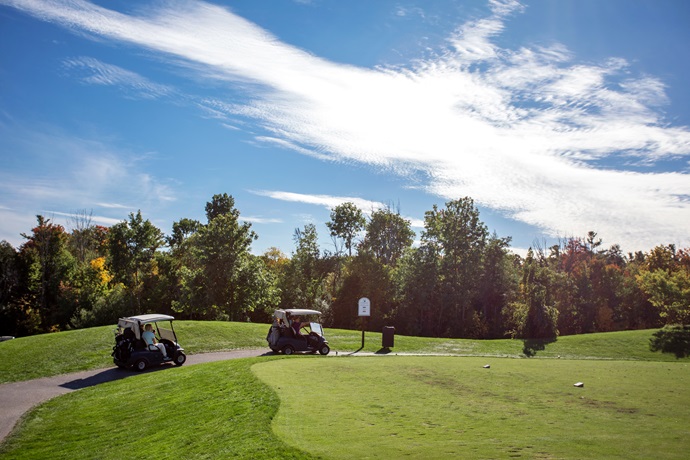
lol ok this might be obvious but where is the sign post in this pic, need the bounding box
[358,297,370,349]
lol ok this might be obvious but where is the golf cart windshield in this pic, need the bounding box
[309,322,324,336]
[158,325,176,342]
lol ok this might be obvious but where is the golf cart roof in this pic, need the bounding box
[117,314,174,330]
[116,314,176,341]
[279,309,322,317]
[124,314,175,323]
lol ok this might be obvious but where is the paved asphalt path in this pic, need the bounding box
[0,348,269,443]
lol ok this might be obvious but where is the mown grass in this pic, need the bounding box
[1,325,690,459]
[0,358,316,460]
[337,328,679,361]
[254,356,690,459]
[0,322,684,384]
[2,355,689,459]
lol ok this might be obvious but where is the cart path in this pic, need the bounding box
[0,348,269,443]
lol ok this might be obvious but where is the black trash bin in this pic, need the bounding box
[382,326,395,348]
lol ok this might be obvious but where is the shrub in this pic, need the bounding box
[649,325,690,358]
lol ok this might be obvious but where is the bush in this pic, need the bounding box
[649,325,690,358]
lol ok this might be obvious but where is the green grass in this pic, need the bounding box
[0,357,315,459]
[2,324,690,459]
[344,328,679,361]
[254,356,690,459]
[0,323,684,384]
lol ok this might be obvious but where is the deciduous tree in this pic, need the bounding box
[19,216,76,330]
[107,211,164,313]
[422,197,488,336]
[360,206,415,266]
[327,202,366,257]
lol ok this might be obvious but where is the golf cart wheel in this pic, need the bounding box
[319,345,330,355]
[134,359,148,372]
[174,352,186,366]
[282,345,295,355]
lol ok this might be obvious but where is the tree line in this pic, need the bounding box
[1,194,688,343]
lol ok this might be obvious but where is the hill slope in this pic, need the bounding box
[0,322,685,384]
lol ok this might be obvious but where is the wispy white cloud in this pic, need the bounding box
[4,0,690,251]
[241,216,283,224]
[63,56,174,99]
[0,119,176,246]
[96,202,131,209]
[252,190,385,214]
[252,190,425,228]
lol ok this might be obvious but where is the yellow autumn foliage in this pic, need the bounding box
[90,256,113,285]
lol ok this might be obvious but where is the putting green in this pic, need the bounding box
[253,356,690,459]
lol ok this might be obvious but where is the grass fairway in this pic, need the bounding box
[253,356,690,459]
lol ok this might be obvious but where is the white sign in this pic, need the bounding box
[358,297,371,316]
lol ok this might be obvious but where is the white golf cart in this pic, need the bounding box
[266,309,330,355]
[112,314,186,371]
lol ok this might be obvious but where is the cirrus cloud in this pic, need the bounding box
[3,0,689,251]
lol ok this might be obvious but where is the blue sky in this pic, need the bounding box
[1,0,689,257]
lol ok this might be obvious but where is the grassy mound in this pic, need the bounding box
[0,357,315,459]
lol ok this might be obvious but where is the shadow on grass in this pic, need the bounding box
[345,346,364,355]
[650,325,690,358]
[60,365,170,390]
[522,337,557,357]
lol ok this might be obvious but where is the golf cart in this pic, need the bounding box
[266,309,330,355]
[112,314,186,371]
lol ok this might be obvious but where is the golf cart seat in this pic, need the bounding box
[123,327,135,340]
[284,323,297,339]
[287,322,309,341]
[133,338,146,350]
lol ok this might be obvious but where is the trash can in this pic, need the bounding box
[382,326,395,348]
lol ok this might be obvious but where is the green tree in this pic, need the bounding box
[168,218,202,249]
[476,233,518,338]
[69,257,130,329]
[195,211,258,320]
[619,259,659,330]
[510,248,559,355]
[360,206,415,266]
[637,267,690,326]
[644,244,678,272]
[205,193,237,222]
[259,247,290,315]
[0,241,20,309]
[169,194,277,321]
[422,197,488,337]
[19,216,76,330]
[393,245,442,336]
[327,202,366,256]
[0,240,41,336]
[107,211,164,313]
[553,235,600,334]
[642,246,690,356]
[281,224,328,311]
